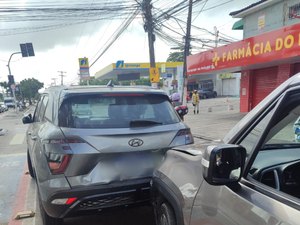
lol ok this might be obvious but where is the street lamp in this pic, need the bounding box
[6,43,35,110]
[7,52,21,110]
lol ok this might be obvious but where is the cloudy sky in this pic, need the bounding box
[0,0,258,88]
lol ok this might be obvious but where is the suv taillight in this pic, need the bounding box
[44,138,83,174]
[47,154,72,174]
[170,129,194,146]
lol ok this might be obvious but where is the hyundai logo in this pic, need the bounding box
[128,138,144,147]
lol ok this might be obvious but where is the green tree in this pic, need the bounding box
[19,78,44,104]
[167,51,184,62]
[0,81,10,95]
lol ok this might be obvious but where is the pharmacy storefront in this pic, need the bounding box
[187,23,300,112]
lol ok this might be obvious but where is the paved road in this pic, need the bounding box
[184,97,246,147]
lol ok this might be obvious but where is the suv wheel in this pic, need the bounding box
[157,202,176,225]
[27,150,35,178]
[39,199,63,225]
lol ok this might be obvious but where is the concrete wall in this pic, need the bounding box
[243,2,284,38]
[243,0,300,39]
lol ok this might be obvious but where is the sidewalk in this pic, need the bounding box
[183,97,247,147]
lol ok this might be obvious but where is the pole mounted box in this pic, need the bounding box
[20,43,35,57]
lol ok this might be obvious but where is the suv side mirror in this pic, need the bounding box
[22,114,33,124]
[202,144,246,185]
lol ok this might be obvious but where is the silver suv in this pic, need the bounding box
[22,85,193,225]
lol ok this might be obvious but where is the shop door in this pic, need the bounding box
[222,78,236,96]
[252,67,277,108]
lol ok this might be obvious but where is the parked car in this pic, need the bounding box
[152,73,300,225]
[1,104,8,112]
[0,102,7,112]
[198,88,217,99]
[22,84,194,225]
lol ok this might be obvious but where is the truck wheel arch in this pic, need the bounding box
[152,177,185,225]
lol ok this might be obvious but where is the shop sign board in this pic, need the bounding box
[79,57,90,80]
[113,62,183,69]
[149,67,160,83]
[187,23,300,75]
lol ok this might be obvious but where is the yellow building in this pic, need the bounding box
[95,61,183,81]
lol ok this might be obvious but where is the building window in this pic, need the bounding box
[289,3,300,19]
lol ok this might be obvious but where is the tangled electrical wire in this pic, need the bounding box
[0,0,242,66]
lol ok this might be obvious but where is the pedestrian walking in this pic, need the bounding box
[192,90,199,114]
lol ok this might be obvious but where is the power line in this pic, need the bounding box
[192,0,208,22]
[90,9,140,67]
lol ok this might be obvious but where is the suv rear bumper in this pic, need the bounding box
[42,178,151,218]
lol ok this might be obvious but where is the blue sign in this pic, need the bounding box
[116,60,124,68]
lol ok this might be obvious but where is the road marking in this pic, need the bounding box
[0,161,21,168]
[0,153,26,158]
[9,134,25,145]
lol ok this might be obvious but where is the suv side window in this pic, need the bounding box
[239,107,275,155]
[36,95,49,122]
[44,94,52,121]
[240,93,300,199]
[33,96,44,122]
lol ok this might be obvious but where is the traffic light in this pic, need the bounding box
[8,75,15,84]
[26,43,35,56]
[20,44,27,57]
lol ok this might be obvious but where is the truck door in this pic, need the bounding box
[192,90,300,225]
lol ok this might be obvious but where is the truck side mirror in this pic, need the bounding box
[22,114,33,124]
[202,144,246,185]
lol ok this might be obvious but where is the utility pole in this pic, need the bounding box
[182,0,193,105]
[142,0,158,88]
[57,71,66,86]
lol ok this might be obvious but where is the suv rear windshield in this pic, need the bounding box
[58,93,180,128]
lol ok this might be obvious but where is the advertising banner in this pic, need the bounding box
[187,23,300,75]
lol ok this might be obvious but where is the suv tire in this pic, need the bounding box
[157,202,176,225]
